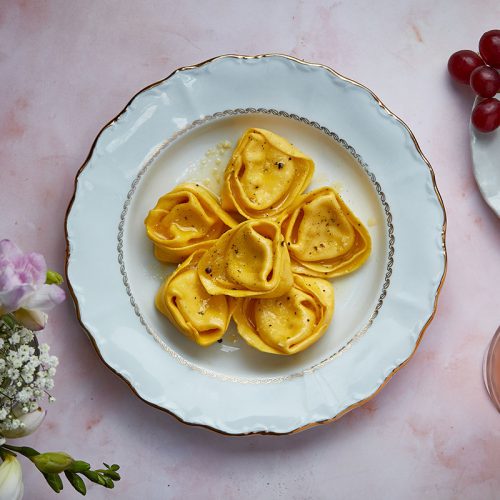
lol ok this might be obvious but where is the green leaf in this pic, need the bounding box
[110,464,120,471]
[43,473,64,493]
[64,470,87,496]
[46,270,64,285]
[69,460,91,473]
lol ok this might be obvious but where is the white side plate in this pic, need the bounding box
[470,94,500,217]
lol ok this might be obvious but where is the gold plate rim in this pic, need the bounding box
[64,53,448,436]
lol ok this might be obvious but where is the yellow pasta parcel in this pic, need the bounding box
[281,187,371,278]
[198,220,293,298]
[155,250,234,346]
[145,183,237,263]
[221,128,314,219]
[234,275,334,355]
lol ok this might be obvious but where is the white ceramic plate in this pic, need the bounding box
[66,55,447,435]
[470,94,500,217]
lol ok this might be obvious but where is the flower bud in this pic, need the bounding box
[64,470,87,495]
[103,469,121,481]
[3,408,46,439]
[31,452,74,474]
[0,454,24,500]
[45,270,64,285]
[43,472,63,493]
[83,470,106,485]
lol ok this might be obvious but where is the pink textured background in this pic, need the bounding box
[1,1,500,498]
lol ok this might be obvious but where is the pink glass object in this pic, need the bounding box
[484,326,500,411]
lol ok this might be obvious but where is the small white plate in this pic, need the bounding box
[65,55,447,435]
[470,95,500,217]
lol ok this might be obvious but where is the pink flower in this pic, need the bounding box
[0,240,65,329]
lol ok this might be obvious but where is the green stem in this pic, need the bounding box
[0,314,18,329]
[0,448,17,459]
[2,443,40,458]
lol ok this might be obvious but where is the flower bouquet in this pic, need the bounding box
[0,240,120,498]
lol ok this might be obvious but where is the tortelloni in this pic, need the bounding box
[146,128,372,354]
[221,128,314,219]
[234,275,334,355]
[198,220,293,298]
[281,187,371,278]
[155,251,234,346]
[145,183,237,263]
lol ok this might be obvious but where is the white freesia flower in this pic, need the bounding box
[11,309,48,332]
[0,454,24,500]
[3,408,46,439]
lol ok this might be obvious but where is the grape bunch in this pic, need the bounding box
[448,30,500,133]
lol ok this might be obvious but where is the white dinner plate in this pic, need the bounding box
[65,54,447,435]
[470,94,500,217]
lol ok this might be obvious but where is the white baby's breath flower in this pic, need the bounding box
[7,368,19,381]
[18,328,33,343]
[17,388,32,403]
[17,345,30,359]
[9,420,20,430]
[0,318,58,438]
[9,332,20,345]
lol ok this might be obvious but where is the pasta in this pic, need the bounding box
[145,183,237,263]
[197,219,293,298]
[233,275,334,355]
[281,187,371,278]
[146,129,371,354]
[221,128,314,219]
[155,250,234,346]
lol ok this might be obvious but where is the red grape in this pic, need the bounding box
[471,98,500,132]
[470,66,500,98]
[479,30,500,68]
[448,50,484,84]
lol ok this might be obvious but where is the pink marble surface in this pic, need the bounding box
[1,0,500,498]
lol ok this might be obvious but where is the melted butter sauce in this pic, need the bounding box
[180,140,233,196]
